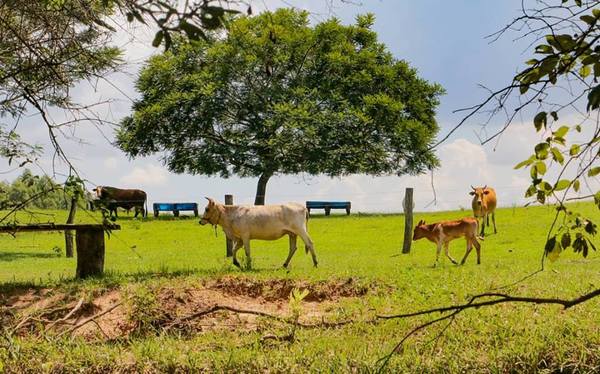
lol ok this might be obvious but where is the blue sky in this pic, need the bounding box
[3,1,596,212]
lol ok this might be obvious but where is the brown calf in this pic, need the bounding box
[470,185,497,237]
[412,217,482,267]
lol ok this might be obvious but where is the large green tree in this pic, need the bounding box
[117,9,443,204]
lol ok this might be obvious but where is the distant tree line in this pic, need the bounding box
[0,169,68,210]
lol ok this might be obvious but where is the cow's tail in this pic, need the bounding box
[145,198,148,218]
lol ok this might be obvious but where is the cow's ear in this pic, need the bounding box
[469,191,475,196]
[205,197,214,205]
[483,190,490,195]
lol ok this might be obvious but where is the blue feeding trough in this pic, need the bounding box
[306,201,351,216]
[153,202,199,217]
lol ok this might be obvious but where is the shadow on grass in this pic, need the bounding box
[0,263,272,296]
[0,251,61,262]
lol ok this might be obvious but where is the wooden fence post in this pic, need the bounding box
[65,196,77,258]
[225,194,233,257]
[402,188,414,254]
[75,228,105,278]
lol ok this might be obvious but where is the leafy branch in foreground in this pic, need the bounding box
[378,0,600,369]
[375,287,600,371]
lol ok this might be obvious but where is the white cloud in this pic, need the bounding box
[120,164,168,187]
[103,157,118,170]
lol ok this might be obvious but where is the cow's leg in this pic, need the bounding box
[444,242,458,264]
[242,238,252,270]
[480,215,486,237]
[297,230,318,267]
[473,237,482,264]
[283,234,298,268]
[461,239,473,265]
[433,242,442,267]
[492,212,497,234]
[231,239,243,269]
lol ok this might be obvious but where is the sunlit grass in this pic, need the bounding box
[0,202,599,372]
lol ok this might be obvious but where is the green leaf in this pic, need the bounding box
[535,161,547,175]
[550,147,564,164]
[550,111,558,121]
[152,31,164,48]
[514,157,534,170]
[580,15,596,25]
[561,232,571,249]
[593,8,600,19]
[569,144,580,156]
[546,34,575,52]
[575,0,582,6]
[553,125,569,138]
[535,142,550,159]
[540,181,553,192]
[536,190,546,204]
[587,85,600,111]
[573,179,580,192]
[535,44,554,54]
[588,166,600,177]
[519,84,529,94]
[580,64,591,78]
[533,112,547,131]
[554,179,571,191]
[594,63,600,77]
[525,184,537,198]
[545,236,557,254]
[584,220,597,235]
[526,59,539,65]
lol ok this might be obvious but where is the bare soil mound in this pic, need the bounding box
[1,277,374,341]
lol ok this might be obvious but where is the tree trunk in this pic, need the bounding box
[254,172,272,205]
[65,196,77,258]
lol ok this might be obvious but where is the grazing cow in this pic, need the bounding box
[470,185,497,236]
[199,198,317,270]
[93,186,147,218]
[412,217,482,267]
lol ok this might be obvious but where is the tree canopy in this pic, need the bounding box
[117,9,444,204]
[0,0,122,168]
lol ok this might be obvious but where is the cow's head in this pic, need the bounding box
[412,219,428,241]
[469,185,489,207]
[199,197,220,225]
[92,186,102,198]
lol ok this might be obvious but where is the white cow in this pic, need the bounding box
[199,198,318,269]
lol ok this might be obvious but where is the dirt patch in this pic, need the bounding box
[2,277,372,341]
[207,276,372,302]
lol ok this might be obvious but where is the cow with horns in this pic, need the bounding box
[92,186,147,218]
[199,198,318,270]
[469,185,497,237]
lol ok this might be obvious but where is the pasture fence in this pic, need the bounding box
[402,188,414,254]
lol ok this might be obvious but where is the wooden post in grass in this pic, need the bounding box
[65,196,77,258]
[402,188,414,254]
[225,194,233,257]
[75,227,105,278]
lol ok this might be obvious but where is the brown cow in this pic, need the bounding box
[413,217,482,267]
[93,186,147,218]
[199,198,317,269]
[470,185,497,237]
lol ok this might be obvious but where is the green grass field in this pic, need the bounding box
[0,203,599,372]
